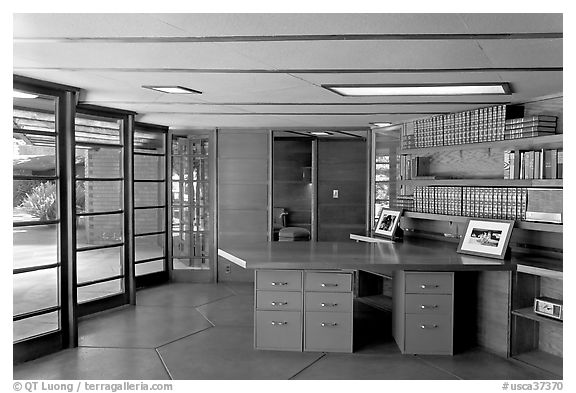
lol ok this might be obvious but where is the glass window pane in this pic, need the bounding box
[135,260,165,277]
[134,182,165,207]
[13,268,59,316]
[75,147,123,178]
[171,207,209,232]
[190,182,210,206]
[13,225,58,269]
[172,232,209,258]
[77,246,123,284]
[135,208,165,235]
[13,134,56,176]
[13,180,59,222]
[13,311,59,343]
[375,163,390,181]
[77,279,123,304]
[76,180,122,213]
[13,96,56,133]
[134,155,165,180]
[134,131,164,154]
[191,158,209,181]
[375,183,389,200]
[77,213,124,247]
[172,156,189,181]
[135,234,165,261]
[75,114,121,145]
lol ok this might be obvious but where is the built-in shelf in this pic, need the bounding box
[514,350,563,378]
[512,307,563,327]
[356,294,393,312]
[402,211,563,233]
[400,134,563,155]
[517,264,563,279]
[399,179,563,187]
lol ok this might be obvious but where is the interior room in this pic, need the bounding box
[11,13,563,381]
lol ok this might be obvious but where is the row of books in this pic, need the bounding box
[402,104,514,149]
[395,195,414,210]
[412,186,528,220]
[504,116,558,140]
[504,149,563,179]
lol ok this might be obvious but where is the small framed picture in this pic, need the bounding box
[374,208,403,240]
[457,219,514,259]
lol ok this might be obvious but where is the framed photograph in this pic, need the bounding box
[457,219,514,259]
[374,208,403,240]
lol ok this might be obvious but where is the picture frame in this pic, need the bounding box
[374,208,403,240]
[457,218,514,259]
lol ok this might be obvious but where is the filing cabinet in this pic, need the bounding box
[304,272,353,353]
[255,270,303,351]
[254,269,354,353]
[393,271,455,355]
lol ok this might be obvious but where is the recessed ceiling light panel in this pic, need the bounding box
[370,122,393,128]
[323,83,511,97]
[310,131,333,136]
[142,85,203,94]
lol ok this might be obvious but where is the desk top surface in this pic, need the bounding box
[218,238,562,274]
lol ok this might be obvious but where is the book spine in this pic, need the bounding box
[520,188,527,220]
[558,150,563,178]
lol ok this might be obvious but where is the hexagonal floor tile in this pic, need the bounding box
[136,283,235,308]
[79,305,213,348]
[14,347,170,380]
[196,294,254,327]
[157,326,323,379]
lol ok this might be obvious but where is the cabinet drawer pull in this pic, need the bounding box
[420,284,439,289]
[321,283,338,287]
[270,301,288,306]
[270,321,287,326]
[420,324,439,329]
[270,282,288,286]
[321,322,338,327]
[320,302,338,307]
[420,304,438,309]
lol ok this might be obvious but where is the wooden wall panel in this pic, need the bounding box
[218,130,269,282]
[476,271,511,357]
[539,323,563,357]
[318,139,367,241]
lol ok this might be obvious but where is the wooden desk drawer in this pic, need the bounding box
[304,311,352,352]
[304,272,352,293]
[255,311,302,351]
[405,294,452,315]
[256,270,302,291]
[405,272,453,294]
[256,291,302,311]
[305,292,353,313]
[404,314,452,355]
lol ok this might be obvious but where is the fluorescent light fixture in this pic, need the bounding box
[323,83,511,97]
[13,90,38,99]
[142,85,202,94]
[309,131,333,136]
[370,122,393,128]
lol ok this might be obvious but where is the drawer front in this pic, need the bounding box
[256,270,302,291]
[404,314,452,354]
[305,292,353,313]
[304,272,352,293]
[405,294,452,315]
[304,312,352,352]
[256,291,302,311]
[405,272,453,294]
[255,311,302,351]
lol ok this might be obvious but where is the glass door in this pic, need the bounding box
[170,132,215,282]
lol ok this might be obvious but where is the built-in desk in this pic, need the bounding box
[218,239,544,355]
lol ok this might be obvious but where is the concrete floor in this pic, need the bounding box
[14,282,560,380]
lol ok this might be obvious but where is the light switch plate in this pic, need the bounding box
[333,190,339,198]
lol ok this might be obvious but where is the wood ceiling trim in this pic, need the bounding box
[141,111,451,116]
[13,67,563,74]
[13,32,562,43]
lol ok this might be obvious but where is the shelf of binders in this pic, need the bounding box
[399,134,563,155]
[399,179,563,187]
[402,211,563,233]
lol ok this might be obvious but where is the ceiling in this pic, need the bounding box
[13,13,563,131]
